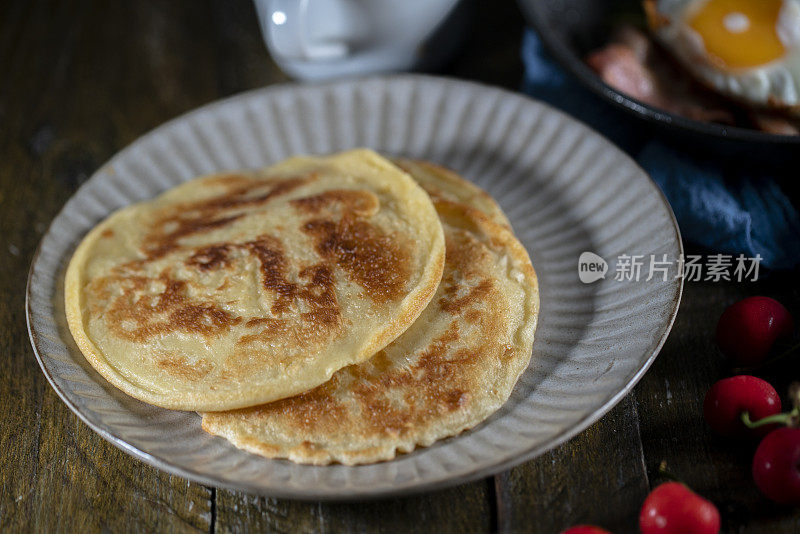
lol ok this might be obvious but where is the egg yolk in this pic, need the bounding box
[689,0,786,69]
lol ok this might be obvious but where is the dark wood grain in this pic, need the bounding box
[495,396,650,534]
[2,0,799,532]
[215,483,492,534]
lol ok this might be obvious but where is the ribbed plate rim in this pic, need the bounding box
[26,74,683,500]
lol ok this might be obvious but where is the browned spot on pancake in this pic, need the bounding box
[501,344,516,362]
[292,441,324,458]
[346,322,470,436]
[361,399,410,437]
[242,236,341,323]
[182,233,342,340]
[233,256,340,350]
[434,203,484,239]
[245,376,347,429]
[442,232,486,280]
[291,189,379,217]
[465,309,482,324]
[101,274,242,342]
[439,279,492,314]
[445,390,470,409]
[101,229,114,238]
[237,318,288,345]
[235,282,340,349]
[298,264,339,326]
[218,348,289,381]
[367,350,394,374]
[434,231,496,316]
[200,173,261,190]
[157,354,214,381]
[303,215,410,303]
[146,214,244,259]
[169,303,239,335]
[142,175,313,259]
[199,177,311,212]
[187,244,231,270]
[245,236,297,314]
[453,348,474,362]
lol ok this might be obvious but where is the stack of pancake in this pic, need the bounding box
[66,149,539,465]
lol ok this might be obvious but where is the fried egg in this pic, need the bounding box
[646,0,800,114]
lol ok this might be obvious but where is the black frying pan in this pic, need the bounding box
[517,0,800,165]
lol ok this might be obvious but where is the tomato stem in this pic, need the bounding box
[774,340,800,356]
[741,407,800,429]
[657,460,683,483]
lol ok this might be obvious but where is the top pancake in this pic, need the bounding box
[65,149,445,411]
[201,161,539,465]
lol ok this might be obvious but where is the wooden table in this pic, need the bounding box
[2,1,799,532]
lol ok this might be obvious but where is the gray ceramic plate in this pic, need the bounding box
[27,75,682,500]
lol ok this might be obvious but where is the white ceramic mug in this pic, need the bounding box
[254,0,472,81]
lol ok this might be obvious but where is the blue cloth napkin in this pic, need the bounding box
[521,30,800,270]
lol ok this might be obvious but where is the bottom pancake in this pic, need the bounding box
[201,162,539,465]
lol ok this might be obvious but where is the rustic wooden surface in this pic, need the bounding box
[1,0,799,532]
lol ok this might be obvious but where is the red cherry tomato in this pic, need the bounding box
[716,296,794,366]
[639,482,720,534]
[561,526,611,534]
[752,427,800,505]
[703,376,782,438]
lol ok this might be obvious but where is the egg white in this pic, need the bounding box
[650,0,800,114]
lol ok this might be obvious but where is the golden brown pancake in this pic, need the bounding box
[392,158,511,229]
[202,162,539,465]
[65,150,445,411]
